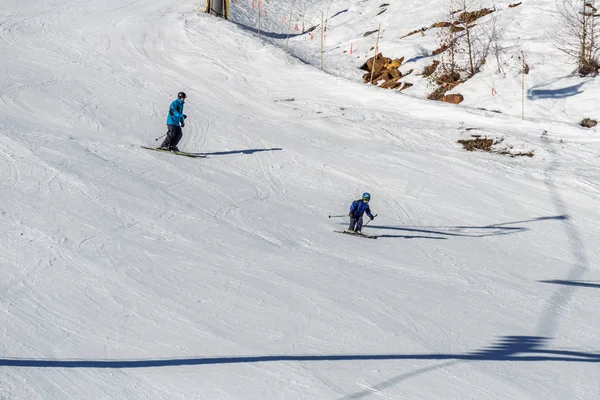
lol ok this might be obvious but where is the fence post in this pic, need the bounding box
[369,24,381,85]
[257,0,261,37]
[320,12,324,70]
[285,0,295,50]
[521,51,526,120]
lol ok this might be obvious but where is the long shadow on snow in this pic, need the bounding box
[341,336,598,399]
[192,148,283,156]
[539,280,600,289]
[527,82,585,100]
[1,336,598,369]
[368,215,567,239]
[376,233,447,240]
[230,20,305,40]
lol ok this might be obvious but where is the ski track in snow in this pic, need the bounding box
[0,0,599,399]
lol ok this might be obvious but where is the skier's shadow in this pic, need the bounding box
[366,215,567,240]
[192,148,282,156]
[376,234,447,240]
[539,280,600,289]
[335,223,445,240]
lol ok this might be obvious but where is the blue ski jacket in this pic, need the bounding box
[166,99,185,126]
[349,199,373,219]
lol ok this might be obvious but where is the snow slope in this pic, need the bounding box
[1,0,599,399]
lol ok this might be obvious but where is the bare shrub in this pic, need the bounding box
[554,0,600,76]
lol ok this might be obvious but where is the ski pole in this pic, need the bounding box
[155,134,167,141]
[363,214,378,228]
[328,214,348,218]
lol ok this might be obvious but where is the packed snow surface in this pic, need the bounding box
[1,0,599,398]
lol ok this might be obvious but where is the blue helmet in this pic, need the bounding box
[362,192,371,201]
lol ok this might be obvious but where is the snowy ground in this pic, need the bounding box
[1,0,599,399]
[231,0,600,125]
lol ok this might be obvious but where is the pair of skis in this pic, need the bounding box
[141,146,206,158]
[334,230,377,239]
[331,213,378,239]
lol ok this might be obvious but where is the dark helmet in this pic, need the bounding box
[177,91,187,99]
[362,192,371,201]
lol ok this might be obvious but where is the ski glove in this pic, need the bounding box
[369,215,375,220]
[181,122,185,128]
[183,114,187,119]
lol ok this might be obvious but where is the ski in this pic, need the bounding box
[141,146,207,158]
[334,230,377,239]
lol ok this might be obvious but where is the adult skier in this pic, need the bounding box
[160,92,187,151]
[348,192,375,234]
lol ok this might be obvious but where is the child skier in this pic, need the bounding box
[348,192,375,234]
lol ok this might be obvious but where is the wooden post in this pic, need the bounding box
[320,12,324,70]
[285,0,295,50]
[369,24,381,85]
[521,52,525,120]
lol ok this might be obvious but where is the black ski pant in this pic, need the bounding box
[160,125,182,149]
[348,215,364,232]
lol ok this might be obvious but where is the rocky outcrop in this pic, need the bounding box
[360,54,410,89]
[440,94,464,104]
[457,8,494,25]
[581,118,597,128]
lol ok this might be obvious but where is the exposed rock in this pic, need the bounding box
[422,60,439,77]
[432,44,450,55]
[450,22,465,33]
[428,83,458,100]
[508,2,522,7]
[459,136,534,157]
[458,138,494,151]
[360,54,406,89]
[405,27,428,37]
[581,118,597,128]
[436,71,461,85]
[387,57,404,69]
[430,21,451,28]
[428,70,462,100]
[360,54,389,75]
[388,68,402,80]
[380,78,400,89]
[440,94,464,104]
[578,60,599,76]
[457,8,494,24]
